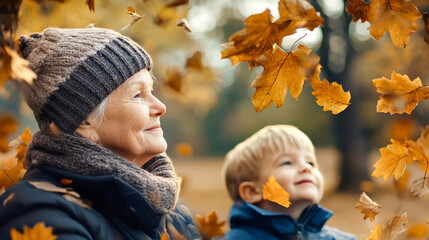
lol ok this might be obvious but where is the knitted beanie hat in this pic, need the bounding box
[16,27,152,134]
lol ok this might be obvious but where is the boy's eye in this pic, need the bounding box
[281,161,291,166]
[307,161,315,167]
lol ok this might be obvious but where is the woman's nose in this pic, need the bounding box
[150,96,166,117]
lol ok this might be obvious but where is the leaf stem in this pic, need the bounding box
[289,33,307,53]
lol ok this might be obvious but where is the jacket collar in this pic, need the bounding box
[24,164,162,238]
[229,200,333,237]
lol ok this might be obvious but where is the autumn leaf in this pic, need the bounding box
[160,233,169,240]
[10,222,57,240]
[407,223,429,239]
[164,67,185,94]
[372,139,413,181]
[8,127,32,164]
[355,192,381,222]
[197,211,226,239]
[121,6,143,32]
[424,12,429,44]
[367,224,383,240]
[346,0,421,48]
[0,46,36,87]
[311,79,351,114]
[383,212,408,240]
[185,51,203,70]
[373,72,429,115]
[165,0,189,8]
[262,175,291,208]
[0,115,18,153]
[86,0,94,12]
[174,142,193,156]
[176,18,192,32]
[277,0,324,31]
[60,178,73,185]
[251,44,318,112]
[410,177,429,197]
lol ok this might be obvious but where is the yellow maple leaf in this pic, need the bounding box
[251,44,318,112]
[262,175,291,208]
[9,128,32,164]
[346,0,421,48]
[10,222,57,240]
[372,72,429,115]
[0,115,18,153]
[367,224,383,240]
[0,46,36,87]
[372,139,414,181]
[197,210,226,239]
[355,192,381,222]
[407,223,429,239]
[277,0,324,31]
[311,78,351,114]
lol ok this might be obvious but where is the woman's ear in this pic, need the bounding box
[238,181,263,203]
[75,119,100,143]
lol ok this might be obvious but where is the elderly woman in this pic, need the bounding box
[0,27,200,240]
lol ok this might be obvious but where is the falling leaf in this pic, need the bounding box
[175,142,193,156]
[251,44,320,112]
[372,139,414,181]
[424,12,429,44]
[160,232,170,240]
[346,0,421,48]
[60,178,73,185]
[185,51,204,70]
[383,212,408,240]
[373,72,429,115]
[0,156,25,190]
[164,67,185,94]
[86,0,94,12]
[410,177,429,197]
[277,0,324,31]
[29,181,80,198]
[0,115,18,153]
[121,6,143,32]
[9,128,32,164]
[355,192,381,222]
[367,224,383,240]
[197,211,226,239]
[262,175,291,208]
[176,18,192,32]
[311,79,351,114]
[0,46,36,87]
[407,223,429,239]
[165,0,189,8]
[10,222,57,240]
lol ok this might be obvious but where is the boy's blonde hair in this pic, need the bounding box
[222,125,315,200]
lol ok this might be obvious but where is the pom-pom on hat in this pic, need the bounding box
[16,27,152,133]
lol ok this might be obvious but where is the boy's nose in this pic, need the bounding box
[299,163,312,173]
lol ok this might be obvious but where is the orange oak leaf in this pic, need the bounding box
[0,115,17,153]
[185,51,204,70]
[407,223,429,239]
[86,0,95,12]
[10,222,57,240]
[372,139,415,181]
[311,79,351,114]
[262,175,291,208]
[410,177,429,197]
[221,9,293,68]
[373,72,429,115]
[424,12,429,44]
[355,192,381,222]
[197,211,226,239]
[367,224,383,240]
[383,212,408,240]
[346,0,421,48]
[121,6,143,32]
[251,44,319,112]
[0,46,36,87]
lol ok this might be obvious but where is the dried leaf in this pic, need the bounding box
[9,128,32,164]
[185,51,204,70]
[424,12,429,44]
[165,67,184,94]
[262,175,291,208]
[10,222,57,240]
[0,156,25,190]
[60,178,73,185]
[372,139,413,181]
[176,18,192,32]
[197,211,226,239]
[86,0,94,12]
[407,223,429,239]
[355,192,381,222]
[0,115,18,153]
[175,142,193,156]
[29,181,80,198]
[311,79,351,114]
[121,6,143,32]
[373,72,429,115]
[346,0,421,48]
[383,212,408,240]
[410,177,429,197]
[367,224,383,240]
[0,46,36,86]
[277,0,324,31]
[251,44,317,112]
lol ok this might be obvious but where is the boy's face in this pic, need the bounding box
[258,147,324,206]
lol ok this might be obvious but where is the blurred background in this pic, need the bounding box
[1,0,429,239]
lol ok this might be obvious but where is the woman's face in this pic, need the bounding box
[92,69,167,165]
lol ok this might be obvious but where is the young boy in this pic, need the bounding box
[222,125,357,240]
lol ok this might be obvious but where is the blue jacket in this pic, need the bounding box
[0,164,200,240]
[226,201,356,240]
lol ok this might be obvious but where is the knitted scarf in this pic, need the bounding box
[26,130,180,214]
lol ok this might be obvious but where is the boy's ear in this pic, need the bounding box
[75,120,100,143]
[238,181,263,203]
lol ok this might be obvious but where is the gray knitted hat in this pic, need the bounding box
[16,27,152,134]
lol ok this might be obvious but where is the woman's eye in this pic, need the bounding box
[134,93,141,98]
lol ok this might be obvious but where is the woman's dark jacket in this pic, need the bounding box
[0,164,200,240]
[226,200,357,240]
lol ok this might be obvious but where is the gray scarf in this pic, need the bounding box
[26,130,180,214]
